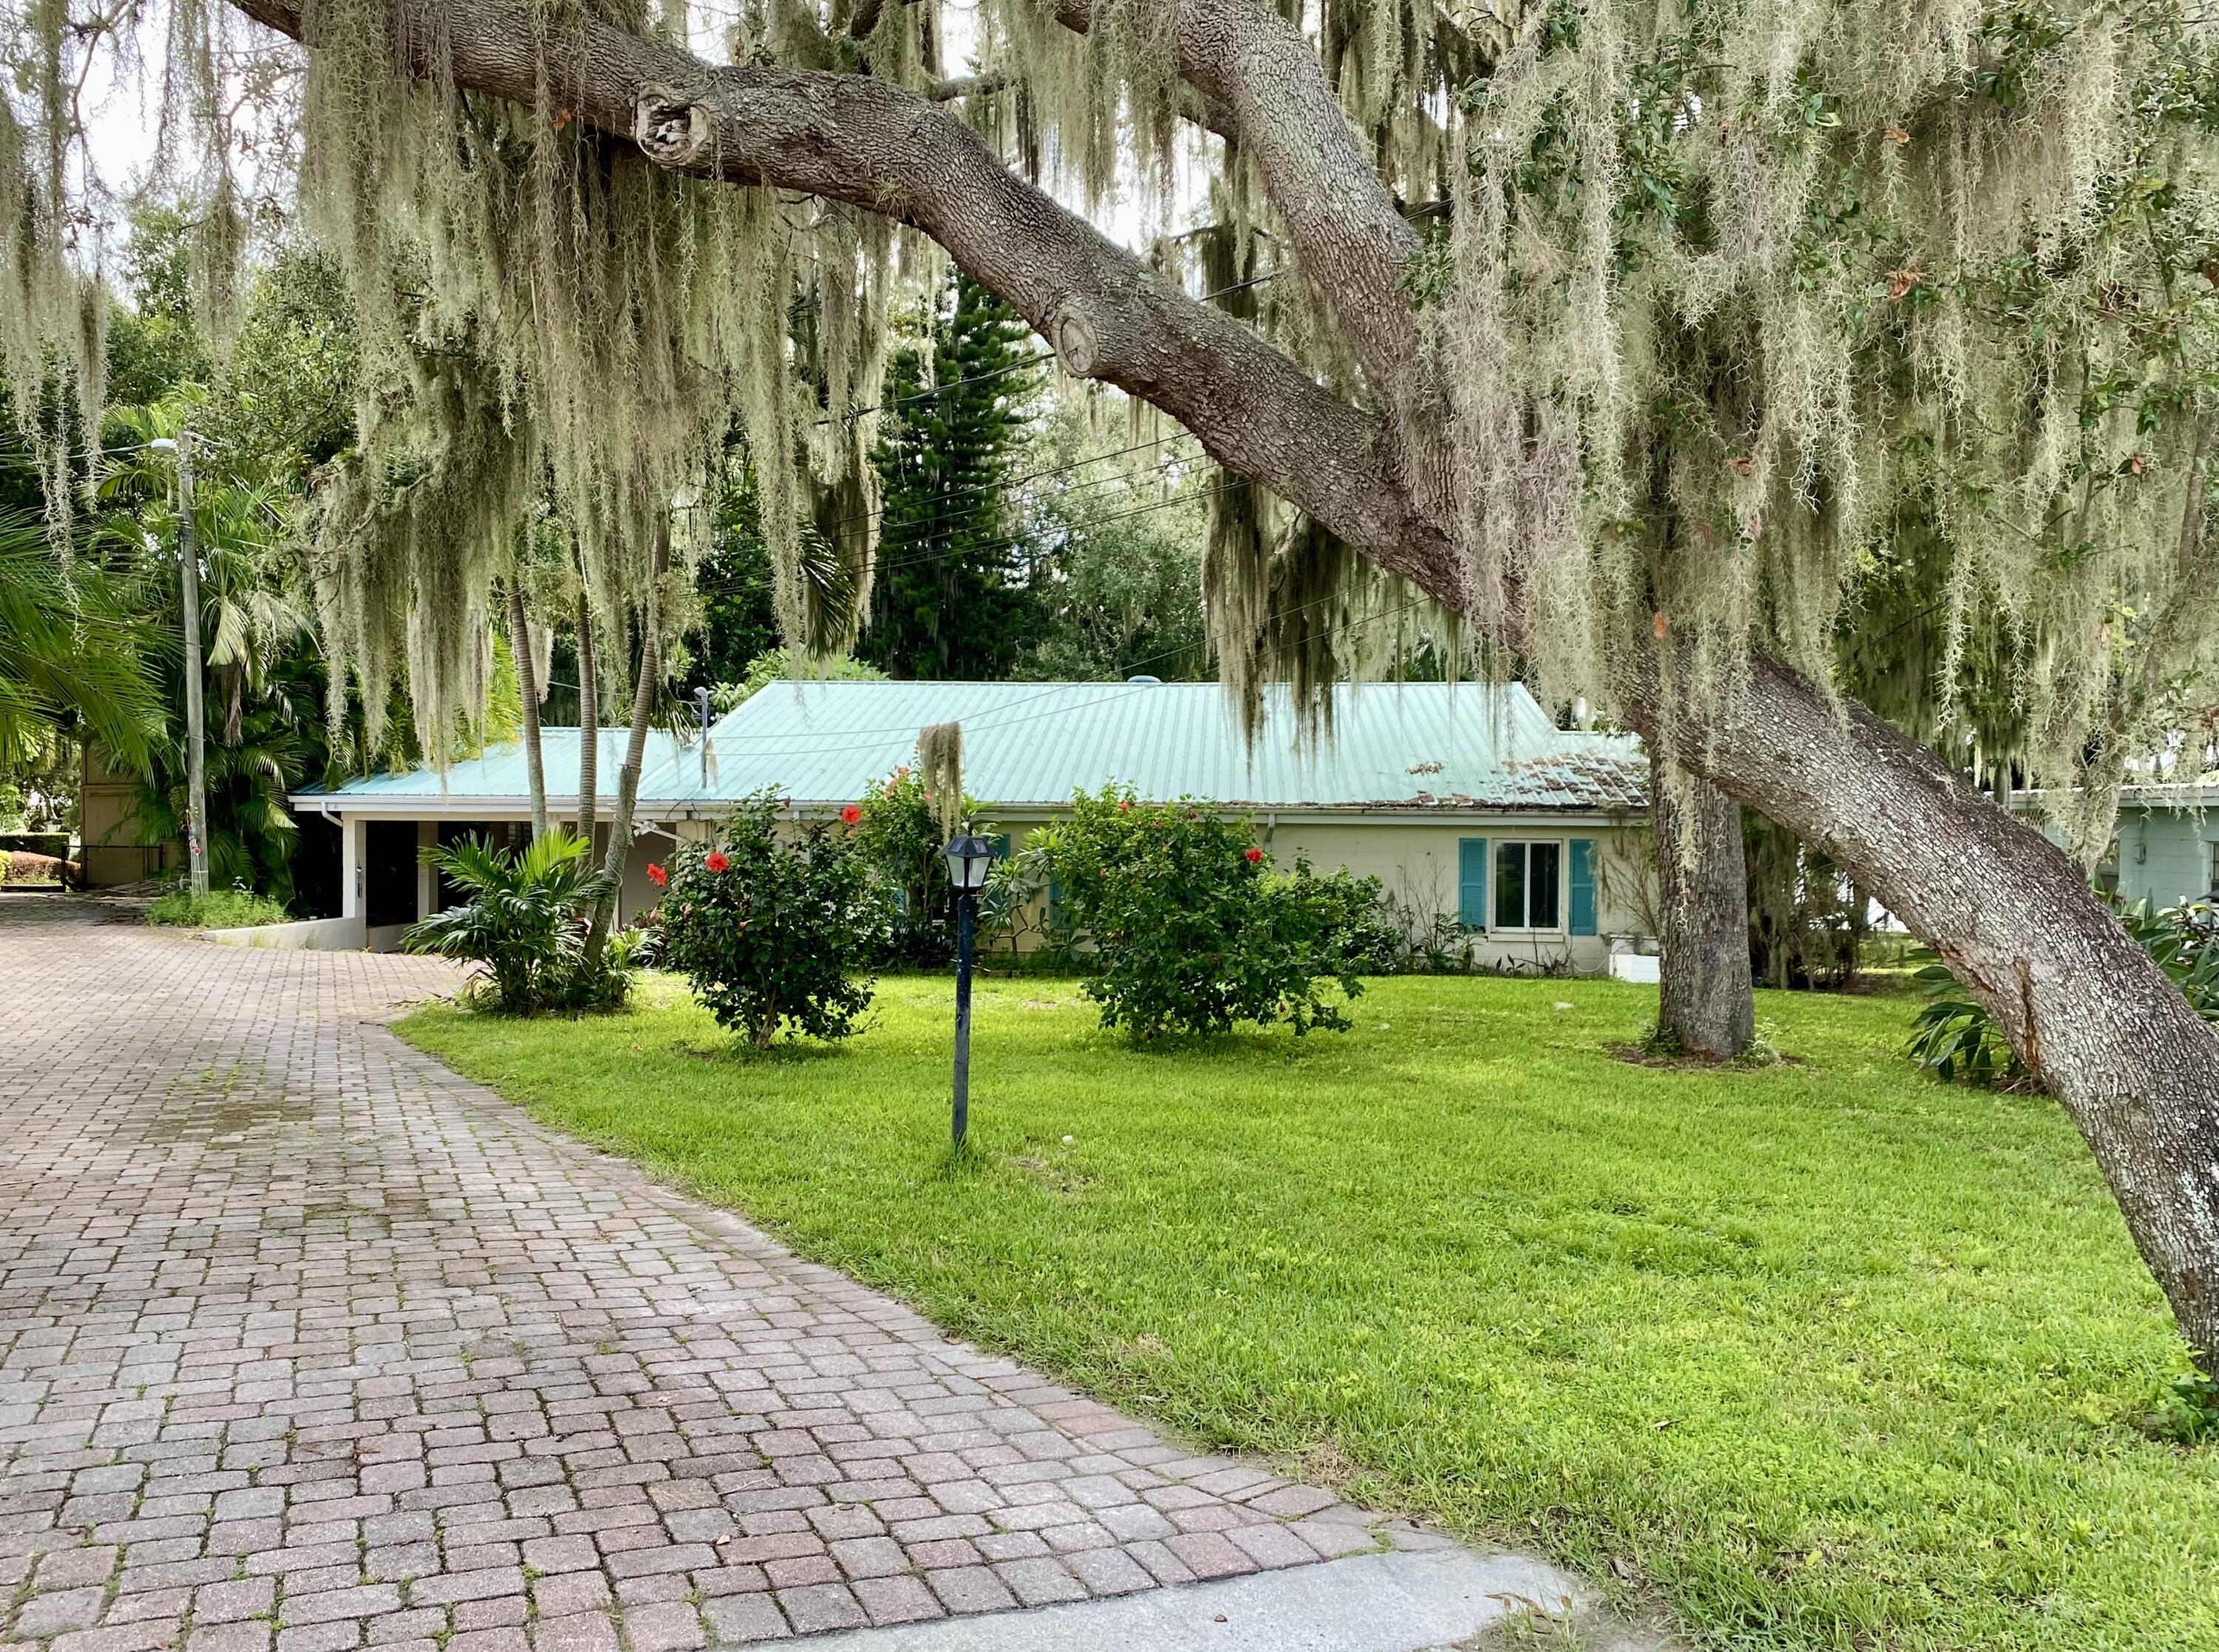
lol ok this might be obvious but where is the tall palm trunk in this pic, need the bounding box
[575,587,598,849]
[507,582,547,841]
[584,520,665,963]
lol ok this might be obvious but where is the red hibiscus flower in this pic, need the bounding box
[1244,847,1263,863]
[1118,800,1131,813]
[841,804,862,825]
[704,850,731,873]
[646,862,667,887]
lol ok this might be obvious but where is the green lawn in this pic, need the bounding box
[396,974,2219,1651]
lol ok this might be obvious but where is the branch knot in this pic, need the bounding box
[635,86,712,166]
[1049,301,1101,377]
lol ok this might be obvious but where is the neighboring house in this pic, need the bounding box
[78,745,182,887]
[293,679,1658,969]
[2016,784,2219,909]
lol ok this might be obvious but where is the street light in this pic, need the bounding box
[942,833,1000,1149]
[147,435,208,898]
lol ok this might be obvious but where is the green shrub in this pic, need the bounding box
[658,793,886,1048]
[1280,856,1402,975]
[849,763,990,966]
[1027,787,1371,1039]
[145,884,292,928]
[1909,897,2219,1086]
[402,830,623,1014]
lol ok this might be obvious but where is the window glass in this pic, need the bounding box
[1488,839,1564,929]
[1494,842,1526,930]
[1529,841,1561,928]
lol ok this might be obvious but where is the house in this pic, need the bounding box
[2016,784,2219,910]
[291,679,1658,969]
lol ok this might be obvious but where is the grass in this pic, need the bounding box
[396,974,2219,1651]
[144,886,292,928]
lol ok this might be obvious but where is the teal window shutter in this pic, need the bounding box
[1457,838,1487,929]
[1047,874,1065,927]
[1567,838,1598,935]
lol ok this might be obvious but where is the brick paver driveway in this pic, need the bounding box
[0,900,1412,1652]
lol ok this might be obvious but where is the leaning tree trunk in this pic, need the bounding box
[575,588,598,847]
[507,582,547,842]
[584,524,664,964]
[1654,657,2219,1374]
[1650,745,1756,1060]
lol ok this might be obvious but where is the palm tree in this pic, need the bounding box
[95,402,321,899]
[0,507,161,771]
[98,404,313,747]
[402,829,616,1012]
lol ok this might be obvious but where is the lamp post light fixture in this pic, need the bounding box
[942,833,1000,1148]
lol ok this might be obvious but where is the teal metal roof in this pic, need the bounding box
[294,728,689,806]
[687,680,1644,813]
[297,681,1646,816]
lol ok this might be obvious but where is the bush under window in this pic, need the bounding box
[1027,787,1388,1039]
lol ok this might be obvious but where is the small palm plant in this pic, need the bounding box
[403,830,615,1013]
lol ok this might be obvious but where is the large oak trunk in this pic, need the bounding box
[1663,659,2219,1372]
[1650,748,1756,1061]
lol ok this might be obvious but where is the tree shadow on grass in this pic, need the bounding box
[1105,1023,1364,1067]
[683,1037,849,1067]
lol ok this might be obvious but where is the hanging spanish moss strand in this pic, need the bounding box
[918,719,963,839]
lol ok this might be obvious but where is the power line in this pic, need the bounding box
[690,597,1443,763]
[694,453,1213,602]
[689,474,1231,606]
[673,589,1444,750]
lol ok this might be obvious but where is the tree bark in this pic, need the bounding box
[1649,745,1755,1060]
[220,0,2219,1372]
[507,582,547,842]
[584,522,664,964]
[575,588,598,848]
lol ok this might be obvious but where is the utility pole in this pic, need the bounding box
[165,433,210,898]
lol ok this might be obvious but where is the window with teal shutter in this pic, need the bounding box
[1457,838,1487,928]
[1047,874,1065,928]
[1567,838,1598,935]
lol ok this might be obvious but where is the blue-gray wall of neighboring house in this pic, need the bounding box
[2116,805,2219,909]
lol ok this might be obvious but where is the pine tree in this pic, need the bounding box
[862,274,1041,680]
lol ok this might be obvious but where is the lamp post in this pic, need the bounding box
[942,833,999,1148]
[148,435,208,898]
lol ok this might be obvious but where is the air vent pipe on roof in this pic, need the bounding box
[1127,674,1162,684]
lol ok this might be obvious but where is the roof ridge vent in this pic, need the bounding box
[1126,674,1163,684]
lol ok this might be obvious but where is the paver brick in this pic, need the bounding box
[925,1565,1019,1616]
[698,1596,789,1643]
[187,1625,274,1652]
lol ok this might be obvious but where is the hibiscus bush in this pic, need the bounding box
[1027,786,1385,1039]
[657,792,888,1049]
